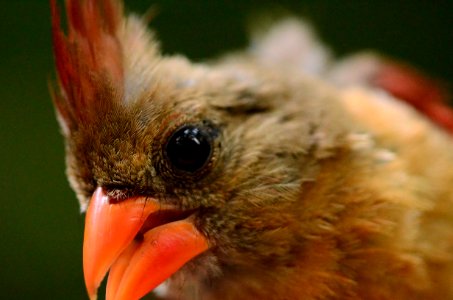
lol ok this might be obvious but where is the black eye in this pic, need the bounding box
[165,125,213,173]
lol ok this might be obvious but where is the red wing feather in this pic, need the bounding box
[374,62,453,135]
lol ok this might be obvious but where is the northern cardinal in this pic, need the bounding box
[49,1,453,299]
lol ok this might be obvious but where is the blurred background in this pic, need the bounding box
[0,0,452,299]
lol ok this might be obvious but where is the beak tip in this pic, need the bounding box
[86,285,98,300]
[83,270,99,300]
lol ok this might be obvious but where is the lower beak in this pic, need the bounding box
[83,187,209,300]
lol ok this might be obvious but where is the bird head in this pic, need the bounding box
[50,0,350,299]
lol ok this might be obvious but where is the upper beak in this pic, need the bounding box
[83,187,209,300]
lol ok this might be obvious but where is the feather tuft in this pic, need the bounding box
[50,0,124,132]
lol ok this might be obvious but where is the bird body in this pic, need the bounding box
[50,0,453,299]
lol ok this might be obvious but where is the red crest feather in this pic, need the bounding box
[50,0,124,132]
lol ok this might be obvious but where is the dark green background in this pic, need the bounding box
[1,1,452,299]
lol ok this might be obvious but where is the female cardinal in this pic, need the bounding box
[50,0,453,299]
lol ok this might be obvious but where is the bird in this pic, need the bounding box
[49,0,453,299]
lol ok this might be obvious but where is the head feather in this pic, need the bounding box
[50,0,124,133]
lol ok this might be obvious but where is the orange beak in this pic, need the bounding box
[83,187,209,300]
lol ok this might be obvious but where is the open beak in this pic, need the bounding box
[83,187,209,300]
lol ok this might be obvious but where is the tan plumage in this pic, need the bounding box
[50,1,453,299]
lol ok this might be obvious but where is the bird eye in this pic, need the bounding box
[165,125,213,173]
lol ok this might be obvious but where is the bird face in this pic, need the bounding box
[61,59,332,298]
[48,0,362,298]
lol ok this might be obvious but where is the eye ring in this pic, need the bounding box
[164,124,215,174]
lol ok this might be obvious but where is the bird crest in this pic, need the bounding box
[50,0,124,134]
